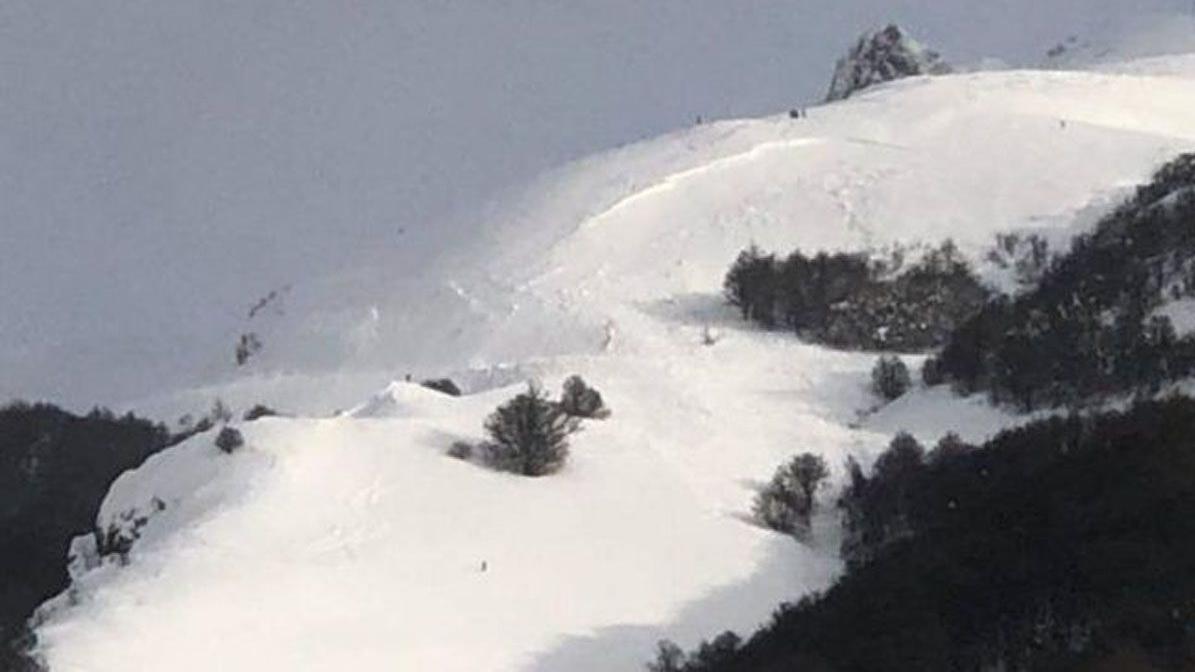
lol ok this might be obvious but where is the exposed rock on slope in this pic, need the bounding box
[825,24,950,102]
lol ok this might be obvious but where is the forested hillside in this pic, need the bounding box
[0,405,168,670]
[649,397,1195,672]
[931,154,1195,410]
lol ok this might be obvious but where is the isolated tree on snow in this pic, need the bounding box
[215,426,244,454]
[871,355,911,401]
[558,375,610,419]
[483,383,580,476]
[754,452,829,537]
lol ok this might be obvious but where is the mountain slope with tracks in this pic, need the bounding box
[28,56,1195,672]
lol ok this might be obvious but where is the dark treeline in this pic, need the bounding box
[0,402,170,670]
[724,241,988,351]
[931,153,1195,410]
[649,396,1195,672]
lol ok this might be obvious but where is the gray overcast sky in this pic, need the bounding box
[0,0,1191,403]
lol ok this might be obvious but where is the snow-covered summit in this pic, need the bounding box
[824,24,950,102]
[346,380,460,419]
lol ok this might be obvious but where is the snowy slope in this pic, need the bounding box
[1042,13,1195,71]
[31,58,1195,671]
[202,64,1195,402]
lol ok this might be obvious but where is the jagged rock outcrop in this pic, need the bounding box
[825,24,950,102]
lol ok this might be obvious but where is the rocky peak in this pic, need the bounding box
[825,24,950,102]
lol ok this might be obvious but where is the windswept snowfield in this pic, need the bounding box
[30,55,1195,671]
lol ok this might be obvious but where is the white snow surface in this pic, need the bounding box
[31,57,1195,671]
[1042,12,1195,71]
[1155,297,1195,336]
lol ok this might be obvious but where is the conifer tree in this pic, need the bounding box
[483,383,580,476]
[871,355,911,401]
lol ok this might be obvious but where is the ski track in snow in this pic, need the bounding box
[580,139,829,230]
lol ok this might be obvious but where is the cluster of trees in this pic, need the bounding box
[645,396,1195,671]
[724,241,987,351]
[931,153,1195,410]
[172,399,233,445]
[0,402,171,670]
[0,395,274,669]
[93,497,166,566]
[838,431,965,569]
[648,633,743,672]
[986,232,1053,289]
[171,398,276,455]
[453,376,609,477]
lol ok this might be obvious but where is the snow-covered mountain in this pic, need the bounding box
[26,51,1195,672]
[824,24,950,102]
